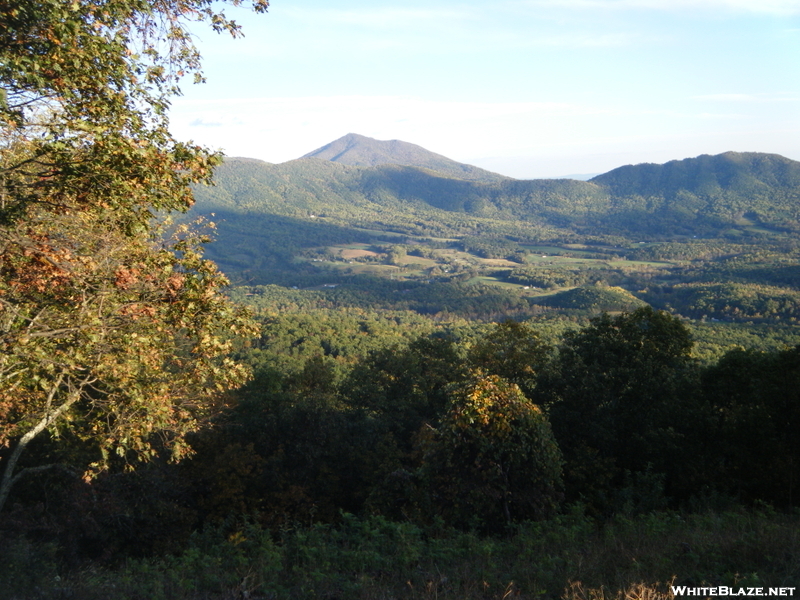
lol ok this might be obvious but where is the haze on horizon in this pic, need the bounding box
[169,0,800,179]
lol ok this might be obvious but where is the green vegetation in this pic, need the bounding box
[303,132,510,182]
[3,309,800,597]
[3,3,800,599]
[532,284,648,312]
[0,0,263,513]
[192,151,800,258]
[187,152,800,344]
[5,509,799,599]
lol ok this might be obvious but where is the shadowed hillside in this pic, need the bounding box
[188,143,800,295]
[194,148,800,238]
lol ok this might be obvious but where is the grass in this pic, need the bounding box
[5,506,798,600]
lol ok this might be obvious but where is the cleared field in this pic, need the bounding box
[336,263,402,276]
[606,259,675,268]
[465,276,538,292]
[397,256,437,268]
[339,248,380,259]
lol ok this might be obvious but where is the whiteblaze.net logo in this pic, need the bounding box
[671,587,796,597]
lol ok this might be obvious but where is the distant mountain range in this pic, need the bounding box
[191,135,800,279]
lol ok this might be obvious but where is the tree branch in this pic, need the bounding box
[0,373,80,513]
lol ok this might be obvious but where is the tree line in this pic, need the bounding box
[6,307,798,562]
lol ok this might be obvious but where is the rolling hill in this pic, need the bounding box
[532,284,648,312]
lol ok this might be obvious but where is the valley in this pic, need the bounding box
[6,3,800,595]
[188,135,800,358]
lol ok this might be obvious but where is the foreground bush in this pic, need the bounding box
[3,506,798,600]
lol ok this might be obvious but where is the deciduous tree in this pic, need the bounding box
[418,373,563,531]
[543,307,701,509]
[468,319,551,398]
[0,0,265,512]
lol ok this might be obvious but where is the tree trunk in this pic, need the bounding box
[0,377,78,514]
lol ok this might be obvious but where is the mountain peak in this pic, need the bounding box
[301,133,509,183]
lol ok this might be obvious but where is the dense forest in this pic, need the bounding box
[1,2,800,600]
[4,306,800,598]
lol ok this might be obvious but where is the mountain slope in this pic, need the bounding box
[591,152,800,197]
[302,133,509,183]
[590,152,800,232]
[188,145,800,286]
[192,156,609,228]
[193,149,800,238]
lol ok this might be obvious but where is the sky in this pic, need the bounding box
[168,0,800,179]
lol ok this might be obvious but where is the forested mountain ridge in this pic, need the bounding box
[192,147,800,238]
[590,151,800,232]
[189,143,800,326]
[592,151,800,198]
[302,132,509,182]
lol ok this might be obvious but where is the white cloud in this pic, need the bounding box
[169,94,800,178]
[692,93,800,102]
[518,0,800,15]
[170,95,620,164]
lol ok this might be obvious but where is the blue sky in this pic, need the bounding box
[169,0,800,178]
